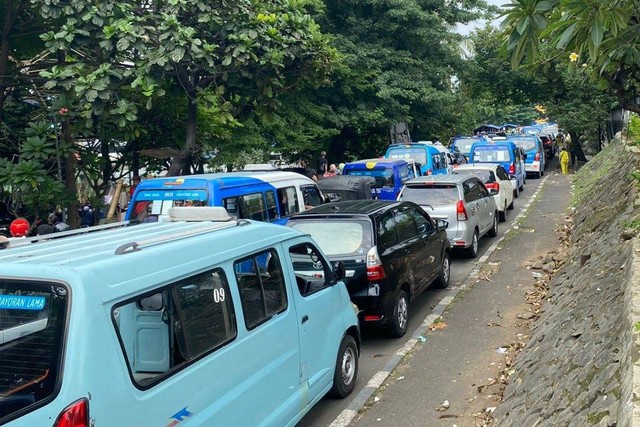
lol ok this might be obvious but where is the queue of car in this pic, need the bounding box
[0,125,555,426]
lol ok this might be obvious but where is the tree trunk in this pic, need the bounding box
[167,95,198,176]
[101,134,112,184]
[0,0,17,124]
[62,122,79,228]
[569,131,588,163]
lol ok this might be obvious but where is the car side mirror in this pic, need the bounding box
[436,219,448,230]
[332,261,346,282]
[509,174,517,181]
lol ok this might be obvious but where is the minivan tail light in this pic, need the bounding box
[366,246,386,281]
[534,152,540,161]
[426,169,432,176]
[508,163,515,174]
[54,398,89,427]
[456,200,468,221]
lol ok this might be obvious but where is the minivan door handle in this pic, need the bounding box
[301,315,309,324]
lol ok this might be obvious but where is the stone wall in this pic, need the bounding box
[494,142,640,427]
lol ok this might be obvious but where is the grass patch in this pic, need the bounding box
[572,143,620,208]
[586,410,609,424]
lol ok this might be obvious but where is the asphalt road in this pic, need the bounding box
[297,165,556,427]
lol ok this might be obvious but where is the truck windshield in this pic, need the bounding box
[0,281,68,423]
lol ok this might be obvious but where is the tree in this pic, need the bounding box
[501,0,640,114]
[37,0,336,176]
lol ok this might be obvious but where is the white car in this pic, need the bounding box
[452,163,515,222]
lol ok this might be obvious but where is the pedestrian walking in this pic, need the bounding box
[317,151,328,175]
[560,147,570,175]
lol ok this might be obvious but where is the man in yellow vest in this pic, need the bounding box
[559,147,570,175]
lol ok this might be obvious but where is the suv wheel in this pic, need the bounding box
[488,213,498,237]
[466,230,479,258]
[435,252,450,289]
[389,290,409,338]
[329,335,359,398]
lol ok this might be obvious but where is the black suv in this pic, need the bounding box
[287,200,451,337]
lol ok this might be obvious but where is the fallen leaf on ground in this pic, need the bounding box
[430,322,448,331]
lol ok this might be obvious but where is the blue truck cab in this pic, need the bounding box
[384,143,448,176]
[342,158,417,200]
[469,139,526,196]
[0,207,360,426]
[126,171,324,225]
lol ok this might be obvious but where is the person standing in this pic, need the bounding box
[559,147,570,175]
[317,151,328,176]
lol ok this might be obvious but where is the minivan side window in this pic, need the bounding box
[377,212,399,253]
[410,207,434,234]
[224,193,268,221]
[464,180,480,203]
[394,206,418,242]
[289,243,332,296]
[496,166,510,181]
[301,185,323,208]
[0,281,68,423]
[266,190,277,221]
[277,187,299,217]
[113,268,236,389]
[234,250,287,330]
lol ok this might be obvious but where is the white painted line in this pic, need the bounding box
[327,175,551,427]
[329,409,359,427]
[366,371,391,389]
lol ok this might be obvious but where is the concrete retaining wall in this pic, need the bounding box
[494,142,640,427]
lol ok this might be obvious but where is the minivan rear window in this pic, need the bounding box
[510,139,537,151]
[345,168,394,188]
[0,281,68,423]
[401,185,459,206]
[472,147,510,162]
[288,219,373,257]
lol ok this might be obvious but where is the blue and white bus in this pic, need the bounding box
[125,171,325,225]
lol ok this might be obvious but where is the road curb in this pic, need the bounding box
[328,174,552,427]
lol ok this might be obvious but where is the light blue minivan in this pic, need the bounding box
[469,140,526,197]
[507,134,546,178]
[0,207,360,426]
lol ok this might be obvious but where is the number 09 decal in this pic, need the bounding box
[213,288,225,303]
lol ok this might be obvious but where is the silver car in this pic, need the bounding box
[398,175,499,258]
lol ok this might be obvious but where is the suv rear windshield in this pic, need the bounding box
[0,281,68,423]
[401,185,459,206]
[288,219,373,257]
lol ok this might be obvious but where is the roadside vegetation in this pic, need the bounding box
[0,0,633,227]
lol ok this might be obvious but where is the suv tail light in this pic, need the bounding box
[456,200,468,221]
[366,246,386,281]
[54,399,89,427]
[534,152,540,161]
[485,182,499,192]
[508,163,515,174]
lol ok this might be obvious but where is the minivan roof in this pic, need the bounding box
[0,220,302,298]
[135,171,314,190]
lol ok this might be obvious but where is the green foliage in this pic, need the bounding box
[628,114,640,144]
[0,120,73,220]
[501,0,640,114]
